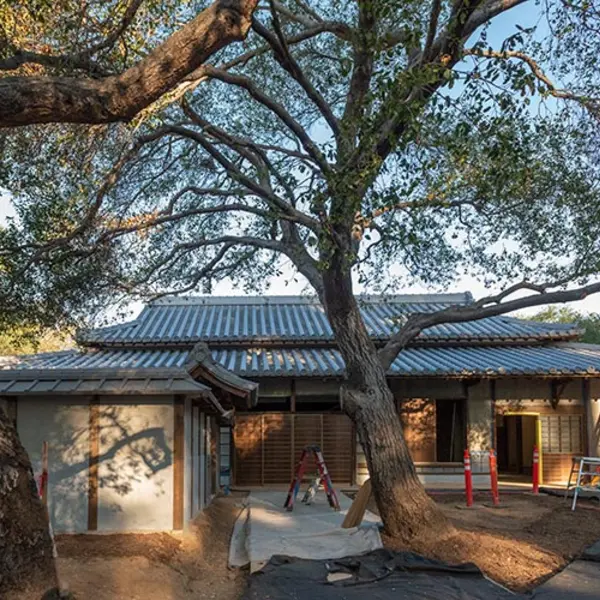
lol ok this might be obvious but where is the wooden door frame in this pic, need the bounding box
[500,411,543,484]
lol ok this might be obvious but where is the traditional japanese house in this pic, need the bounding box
[3,293,600,532]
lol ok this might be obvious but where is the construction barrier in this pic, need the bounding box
[489,448,500,506]
[532,445,540,494]
[464,449,473,507]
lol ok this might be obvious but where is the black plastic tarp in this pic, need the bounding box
[242,549,525,600]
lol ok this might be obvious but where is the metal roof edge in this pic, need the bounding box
[0,366,204,381]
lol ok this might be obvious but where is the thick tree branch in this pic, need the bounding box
[462,0,530,40]
[0,0,259,127]
[202,66,331,173]
[339,0,376,161]
[252,16,340,139]
[423,0,442,61]
[379,280,600,370]
[168,125,320,231]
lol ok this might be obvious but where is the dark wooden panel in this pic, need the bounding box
[322,414,353,483]
[234,412,355,486]
[293,414,322,478]
[234,415,263,486]
[543,453,579,483]
[263,414,293,484]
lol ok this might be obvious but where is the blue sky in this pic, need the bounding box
[1,2,598,316]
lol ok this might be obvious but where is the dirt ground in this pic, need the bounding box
[10,491,600,599]
[51,493,247,600]
[378,491,600,592]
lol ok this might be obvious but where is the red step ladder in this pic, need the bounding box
[284,445,341,511]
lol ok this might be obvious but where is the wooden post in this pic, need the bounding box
[4,396,17,426]
[291,414,296,480]
[173,396,185,530]
[87,398,99,531]
[583,379,598,457]
[290,379,296,413]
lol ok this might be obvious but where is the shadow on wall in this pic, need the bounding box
[399,399,436,463]
[24,402,173,532]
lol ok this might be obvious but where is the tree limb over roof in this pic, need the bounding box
[0,0,259,128]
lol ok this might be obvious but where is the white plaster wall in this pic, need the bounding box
[466,382,493,473]
[96,396,174,531]
[17,397,90,533]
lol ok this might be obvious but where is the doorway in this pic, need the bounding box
[497,414,538,475]
[436,399,466,462]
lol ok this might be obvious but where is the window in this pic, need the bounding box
[540,415,582,453]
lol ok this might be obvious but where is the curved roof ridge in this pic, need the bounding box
[149,292,472,306]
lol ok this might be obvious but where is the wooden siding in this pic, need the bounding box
[263,413,293,484]
[233,413,354,486]
[543,454,580,483]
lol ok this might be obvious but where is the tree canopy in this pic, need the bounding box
[1,0,599,333]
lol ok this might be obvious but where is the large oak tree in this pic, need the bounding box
[1,0,600,592]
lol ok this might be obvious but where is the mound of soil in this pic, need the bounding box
[42,493,247,600]
[376,493,600,592]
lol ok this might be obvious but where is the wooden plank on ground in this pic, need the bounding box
[342,478,372,529]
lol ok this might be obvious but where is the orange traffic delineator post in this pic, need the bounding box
[489,448,500,506]
[464,449,473,507]
[532,445,540,494]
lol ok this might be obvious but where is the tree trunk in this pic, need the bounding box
[0,408,55,596]
[322,267,451,541]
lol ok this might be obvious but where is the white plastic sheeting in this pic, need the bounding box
[229,490,382,572]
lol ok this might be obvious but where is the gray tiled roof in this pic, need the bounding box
[80,295,580,346]
[4,344,600,378]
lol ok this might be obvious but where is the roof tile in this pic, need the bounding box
[81,295,579,346]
